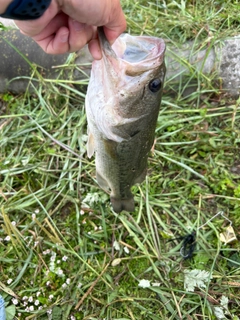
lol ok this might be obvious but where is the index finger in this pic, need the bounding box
[62,0,126,41]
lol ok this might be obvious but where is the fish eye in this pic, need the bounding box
[149,79,162,93]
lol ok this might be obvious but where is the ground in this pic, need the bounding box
[0,1,240,319]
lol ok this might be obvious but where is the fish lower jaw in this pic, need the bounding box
[110,195,135,213]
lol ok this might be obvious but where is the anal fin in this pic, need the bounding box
[96,171,110,192]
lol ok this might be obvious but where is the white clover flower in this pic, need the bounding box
[50,255,56,262]
[43,249,51,255]
[57,269,63,276]
[12,298,18,305]
[29,305,34,311]
[11,221,16,226]
[34,300,40,306]
[4,235,11,241]
[28,296,33,303]
[7,278,13,284]
[25,307,29,312]
[36,291,41,297]
[138,279,151,288]
[62,256,68,261]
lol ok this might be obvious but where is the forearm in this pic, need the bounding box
[0,0,13,14]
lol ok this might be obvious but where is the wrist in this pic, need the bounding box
[0,0,52,20]
[0,0,13,14]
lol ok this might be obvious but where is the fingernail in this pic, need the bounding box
[72,20,85,31]
[60,32,69,43]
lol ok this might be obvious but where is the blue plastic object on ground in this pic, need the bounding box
[0,295,6,320]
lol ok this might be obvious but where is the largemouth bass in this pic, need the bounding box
[85,27,166,213]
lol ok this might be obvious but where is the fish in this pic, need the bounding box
[85,27,166,213]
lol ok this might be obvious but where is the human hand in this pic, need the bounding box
[14,0,126,59]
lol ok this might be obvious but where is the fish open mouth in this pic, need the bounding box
[112,34,165,71]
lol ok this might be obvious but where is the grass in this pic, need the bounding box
[1,0,240,319]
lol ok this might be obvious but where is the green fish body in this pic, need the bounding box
[86,28,166,213]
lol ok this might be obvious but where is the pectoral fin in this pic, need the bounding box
[87,130,95,158]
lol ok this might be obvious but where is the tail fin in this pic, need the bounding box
[110,196,135,213]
